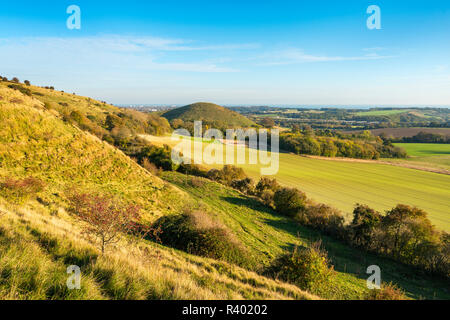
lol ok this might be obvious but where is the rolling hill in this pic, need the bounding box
[0,82,315,300]
[163,102,256,128]
[143,134,450,231]
[1,80,448,300]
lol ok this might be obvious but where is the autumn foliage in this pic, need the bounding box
[67,192,157,254]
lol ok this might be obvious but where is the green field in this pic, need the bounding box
[389,143,450,172]
[355,109,411,116]
[145,135,450,231]
[163,171,450,299]
[395,143,450,157]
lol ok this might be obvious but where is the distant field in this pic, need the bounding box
[384,143,450,173]
[396,143,450,157]
[354,109,411,116]
[344,127,450,138]
[144,135,450,231]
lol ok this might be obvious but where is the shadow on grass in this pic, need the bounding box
[220,196,450,299]
[220,195,274,215]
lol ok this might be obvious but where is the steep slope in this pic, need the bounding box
[2,81,171,141]
[163,102,256,128]
[0,84,174,218]
[0,84,317,300]
[0,203,316,300]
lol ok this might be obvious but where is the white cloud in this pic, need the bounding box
[0,35,246,73]
[363,47,387,52]
[259,48,395,65]
[433,65,448,73]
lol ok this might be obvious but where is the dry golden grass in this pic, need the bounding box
[0,85,185,221]
[0,199,318,300]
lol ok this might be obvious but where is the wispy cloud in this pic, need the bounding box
[0,35,249,73]
[433,64,448,73]
[363,47,387,52]
[259,48,396,66]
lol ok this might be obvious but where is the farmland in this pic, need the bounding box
[348,127,450,138]
[144,135,450,231]
[162,171,450,300]
[384,143,450,172]
[395,143,450,157]
[355,109,412,116]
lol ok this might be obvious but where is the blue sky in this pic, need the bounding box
[0,0,449,106]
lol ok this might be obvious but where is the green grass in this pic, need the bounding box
[384,143,450,173]
[354,109,412,116]
[0,85,183,220]
[1,83,449,300]
[394,143,450,157]
[0,84,317,300]
[162,102,256,127]
[146,135,450,231]
[163,171,450,300]
[0,204,315,300]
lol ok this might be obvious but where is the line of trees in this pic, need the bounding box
[392,131,450,144]
[234,173,449,277]
[151,160,449,279]
[280,129,407,159]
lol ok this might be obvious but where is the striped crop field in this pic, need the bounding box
[143,135,450,231]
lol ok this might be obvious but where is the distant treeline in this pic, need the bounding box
[392,131,450,144]
[235,106,450,131]
[280,128,407,159]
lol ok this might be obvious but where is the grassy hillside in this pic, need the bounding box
[0,203,315,300]
[1,82,448,300]
[144,135,450,231]
[0,84,177,219]
[162,171,450,300]
[1,81,171,141]
[0,84,317,300]
[163,102,256,128]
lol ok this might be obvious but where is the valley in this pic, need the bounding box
[144,134,450,231]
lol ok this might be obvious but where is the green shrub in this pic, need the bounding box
[230,178,254,195]
[349,204,382,248]
[267,243,334,293]
[254,177,279,207]
[303,204,345,238]
[153,210,252,267]
[259,189,275,208]
[136,144,176,171]
[273,187,307,217]
[207,165,246,185]
[177,163,208,177]
[255,177,279,196]
[8,84,32,96]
